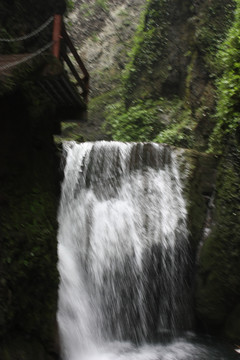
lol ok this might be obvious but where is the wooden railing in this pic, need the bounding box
[52,14,89,103]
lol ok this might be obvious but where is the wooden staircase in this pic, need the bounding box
[40,14,90,121]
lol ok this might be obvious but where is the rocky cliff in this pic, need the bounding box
[66,0,240,342]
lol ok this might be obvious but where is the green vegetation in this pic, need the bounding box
[79,3,94,18]
[89,86,121,125]
[154,107,194,148]
[194,0,235,73]
[98,0,234,150]
[95,0,109,12]
[79,0,109,19]
[104,97,194,148]
[91,32,99,42]
[66,0,74,12]
[194,2,240,340]
[98,1,240,340]
[209,0,240,153]
[122,0,171,105]
[104,99,164,142]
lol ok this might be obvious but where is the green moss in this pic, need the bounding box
[209,0,240,154]
[185,51,198,106]
[79,3,94,18]
[95,0,109,12]
[103,95,196,147]
[154,106,194,149]
[118,0,235,149]
[194,0,235,73]
[122,0,172,105]
[103,99,166,142]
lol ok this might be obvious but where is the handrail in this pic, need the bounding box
[61,51,88,99]
[52,14,90,103]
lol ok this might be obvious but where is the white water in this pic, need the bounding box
[57,141,235,360]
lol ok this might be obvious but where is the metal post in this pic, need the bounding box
[52,14,62,59]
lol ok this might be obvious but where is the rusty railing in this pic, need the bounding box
[52,14,89,103]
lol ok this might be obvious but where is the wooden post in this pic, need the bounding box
[52,14,62,59]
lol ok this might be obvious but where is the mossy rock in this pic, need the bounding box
[195,139,240,341]
[176,149,218,250]
[121,0,235,150]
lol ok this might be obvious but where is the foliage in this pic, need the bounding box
[122,0,170,104]
[103,99,165,142]
[79,0,109,18]
[79,3,94,18]
[154,110,194,149]
[91,32,99,42]
[209,0,240,153]
[66,0,74,12]
[103,97,196,147]
[194,0,235,73]
[95,0,109,12]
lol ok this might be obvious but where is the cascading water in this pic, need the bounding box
[57,141,237,360]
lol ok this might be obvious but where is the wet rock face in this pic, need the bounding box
[69,0,146,96]
[195,139,240,342]
[69,0,145,44]
[123,0,235,104]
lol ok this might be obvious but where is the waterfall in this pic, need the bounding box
[57,141,238,360]
[57,141,195,358]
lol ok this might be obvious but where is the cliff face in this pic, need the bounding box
[66,0,236,150]
[54,0,146,142]
[67,0,240,342]
[121,0,235,150]
[69,0,146,96]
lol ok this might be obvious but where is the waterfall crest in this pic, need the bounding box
[57,141,192,360]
